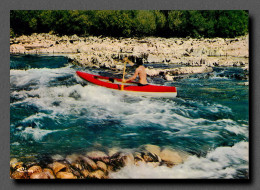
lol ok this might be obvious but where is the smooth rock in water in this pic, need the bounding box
[56,172,77,179]
[106,165,114,172]
[80,156,98,170]
[71,162,83,171]
[51,154,64,161]
[108,147,120,157]
[100,157,110,164]
[24,162,38,169]
[11,171,28,179]
[88,170,106,179]
[66,154,80,164]
[120,153,135,166]
[144,144,161,156]
[11,161,23,170]
[134,152,145,163]
[142,153,154,162]
[96,161,107,172]
[27,165,42,176]
[30,172,49,179]
[134,154,146,166]
[163,161,175,168]
[52,162,67,175]
[69,167,82,178]
[159,149,183,164]
[86,151,108,160]
[10,158,18,168]
[43,168,55,179]
[164,74,175,81]
[139,151,161,163]
[81,169,90,178]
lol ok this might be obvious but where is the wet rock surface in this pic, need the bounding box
[10,144,190,179]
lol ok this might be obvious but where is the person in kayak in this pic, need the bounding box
[122,57,148,86]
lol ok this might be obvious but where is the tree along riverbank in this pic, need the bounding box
[10,33,249,80]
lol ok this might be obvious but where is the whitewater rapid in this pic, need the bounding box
[10,55,249,179]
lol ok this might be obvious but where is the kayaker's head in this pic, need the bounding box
[135,58,144,66]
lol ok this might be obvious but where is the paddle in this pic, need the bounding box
[121,61,127,90]
[121,57,134,91]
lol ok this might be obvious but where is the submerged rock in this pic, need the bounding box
[10,144,192,179]
[27,165,42,176]
[56,172,77,179]
[51,162,68,175]
[43,168,55,179]
[134,152,145,164]
[86,151,108,160]
[88,170,107,179]
[71,162,83,171]
[81,169,90,178]
[30,172,49,179]
[143,144,161,156]
[11,171,28,179]
[80,156,98,171]
[159,149,183,164]
[96,161,107,172]
[108,147,120,157]
[10,160,24,171]
[120,153,135,166]
[66,154,80,164]
[10,158,19,168]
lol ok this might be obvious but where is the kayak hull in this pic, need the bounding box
[76,71,177,97]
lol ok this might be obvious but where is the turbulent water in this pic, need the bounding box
[10,54,249,179]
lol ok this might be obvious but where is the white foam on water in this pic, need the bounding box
[211,119,248,137]
[20,113,49,123]
[11,142,20,146]
[109,141,248,179]
[121,133,138,137]
[10,66,248,151]
[10,65,74,87]
[17,126,60,141]
[11,74,248,142]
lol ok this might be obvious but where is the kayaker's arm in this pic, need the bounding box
[124,69,139,83]
[123,57,134,66]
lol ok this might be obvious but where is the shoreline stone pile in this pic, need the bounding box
[10,144,189,179]
[10,33,249,80]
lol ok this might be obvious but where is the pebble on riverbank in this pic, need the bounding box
[10,33,249,80]
[10,144,190,179]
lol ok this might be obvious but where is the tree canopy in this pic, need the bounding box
[10,10,248,38]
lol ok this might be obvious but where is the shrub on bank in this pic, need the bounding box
[10,10,248,38]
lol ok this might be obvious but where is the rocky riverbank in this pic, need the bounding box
[10,144,188,179]
[10,33,249,80]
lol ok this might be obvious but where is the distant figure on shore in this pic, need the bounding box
[123,57,148,86]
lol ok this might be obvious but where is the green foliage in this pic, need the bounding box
[10,28,15,38]
[215,10,249,37]
[133,10,157,36]
[168,10,188,36]
[10,10,248,38]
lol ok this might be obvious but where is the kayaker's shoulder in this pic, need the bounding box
[137,65,146,70]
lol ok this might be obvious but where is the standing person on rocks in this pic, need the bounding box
[122,57,148,86]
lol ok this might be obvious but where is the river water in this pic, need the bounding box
[10,54,249,179]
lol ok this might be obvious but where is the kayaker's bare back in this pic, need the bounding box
[123,57,148,85]
[135,65,147,84]
[124,65,147,84]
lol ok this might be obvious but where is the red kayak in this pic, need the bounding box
[76,71,177,97]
